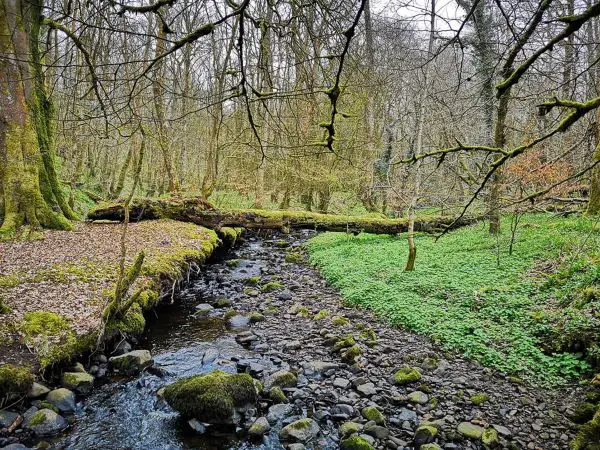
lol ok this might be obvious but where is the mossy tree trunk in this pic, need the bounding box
[0,0,73,234]
[588,110,600,215]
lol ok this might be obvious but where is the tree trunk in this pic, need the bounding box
[0,0,72,234]
[588,109,600,215]
[89,198,479,235]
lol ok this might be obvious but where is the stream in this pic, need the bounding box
[58,230,336,450]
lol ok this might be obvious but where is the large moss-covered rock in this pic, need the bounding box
[361,406,385,425]
[109,350,152,376]
[23,408,67,436]
[340,435,375,450]
[163,370,257,424]
[279,418,320,442]
[265,370,297,389]
[571,409,600,450]
[0,364,33,401]
[61,371,94,394]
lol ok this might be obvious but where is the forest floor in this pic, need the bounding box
[0,219,219,370]
[308,214,600,386]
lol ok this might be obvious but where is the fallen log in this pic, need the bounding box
[88,197,479,235]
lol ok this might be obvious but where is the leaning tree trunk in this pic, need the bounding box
[0,0,72,234]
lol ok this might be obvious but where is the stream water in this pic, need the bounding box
[57,231,331,450]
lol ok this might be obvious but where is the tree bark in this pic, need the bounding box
[0,0,72,234]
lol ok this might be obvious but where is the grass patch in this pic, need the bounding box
[308,214,600,385]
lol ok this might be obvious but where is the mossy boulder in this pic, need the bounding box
[248,416,270,437]
[163,370,257,424]
[457,422,485,439]
[0,364,33,401]
[361,406,385,425]
[279,418,320,442]
[109,350,152,376]
[265,370,297,389]
[392,366,421,385]
[23,408,67,436]
[61,371,94,395]
[46,388,76,413]
[413,425,438,446]
[340,435,375,450]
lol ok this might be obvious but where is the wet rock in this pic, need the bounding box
[195,303,214,316]
[396,408,418,426]
[356,383,377,396]
[23,409,67,436]
[333,377,350,389]
[277,290,293,301]
[188,419,207,434]
[163,370,257,425]
[113,340,132,355]
[61,372,94,395]
[492,423,512,438]
[27,382,50,399]
[457,422,484,439]
[267,403,293,423]
[0,444,30,450]
[46,388,76,413]
[248,416,270,437]
[109,350,152,376]
[0,411,18,428]
[279,418,320,443]
[364,422,389,439]
[229,315,250,327]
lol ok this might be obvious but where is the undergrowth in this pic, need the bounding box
[308,214,600,385]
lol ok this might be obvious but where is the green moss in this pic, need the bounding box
[470,392,490,406]
[249,312,265,323]
[106,303,146,336]
[22,311,70,336]
[224,308,238,319]
[0,364,33,399]
[226,259,240,268]
[393,366,421,385]
[39,331,98,368]
[361,406,384,424]
[297,307,310,318]
[359,327,377,342]
[573,403,599,424]
[163,370,257,422]
[38,401,58,413]
[137,289,159,309]
[269,386,287,403]
[217,227,242,247]
[285,252,303,263]
[313,309,329,320]
[0,274,21,287]
[0,297,11,314]
[28,410,47,427]
[289,418,312,430]
[339,421,361,437]
[342,345,362,363]
[262,281,283,292]
[482,427,499,447]
[571,410,600,450]
[414,425,438,443]
[245,276,261,285]
[264,305,279,315]
[340,435,375,450]
[429,396,439,409]
[333,334,356,351]
[332,316,350,326]
[214,297,232,308]
[270,371,297,388]
[143,248,202,279]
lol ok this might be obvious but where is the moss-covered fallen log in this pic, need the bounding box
[89,197,479,235]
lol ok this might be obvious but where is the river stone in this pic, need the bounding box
[267,403,293,423]
[248,416,270,437]
[46,388,76,413]
[303,361,339,374]
[61,372,94,395]
[457,422,485,439]
[187,418,207,434]
[420,444,442,450]
[0,444,30,450]
[364,422,389,439]
[482,427,500,447]
[27,382,50,399]
[195,303,214,316]
[413,424,438,445]
[397,408,418,425]
[23,409,67,436]
[408,390,429,405]
[109,350,152,376]
[0,410,18,428]
[356,382,377,396]
[265,370,297,389]
[279,418,320,442]
[340,435,375,450]
[163,370,257,425]
[228,315,250,327]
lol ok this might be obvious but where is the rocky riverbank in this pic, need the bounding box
[1,229,588,449]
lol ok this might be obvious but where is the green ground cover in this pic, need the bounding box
[308,214,600,385]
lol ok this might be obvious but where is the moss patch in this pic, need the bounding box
[261,281,283,292]
[361,406,384,424]
[163,370,257,424]
[340,435,375,450]
[470,392,489,406]
[0,364,33,400]
[393,366,421,385]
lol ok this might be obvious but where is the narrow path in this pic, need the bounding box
[57,230,578,450]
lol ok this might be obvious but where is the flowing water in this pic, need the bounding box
[57,233,321,450]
